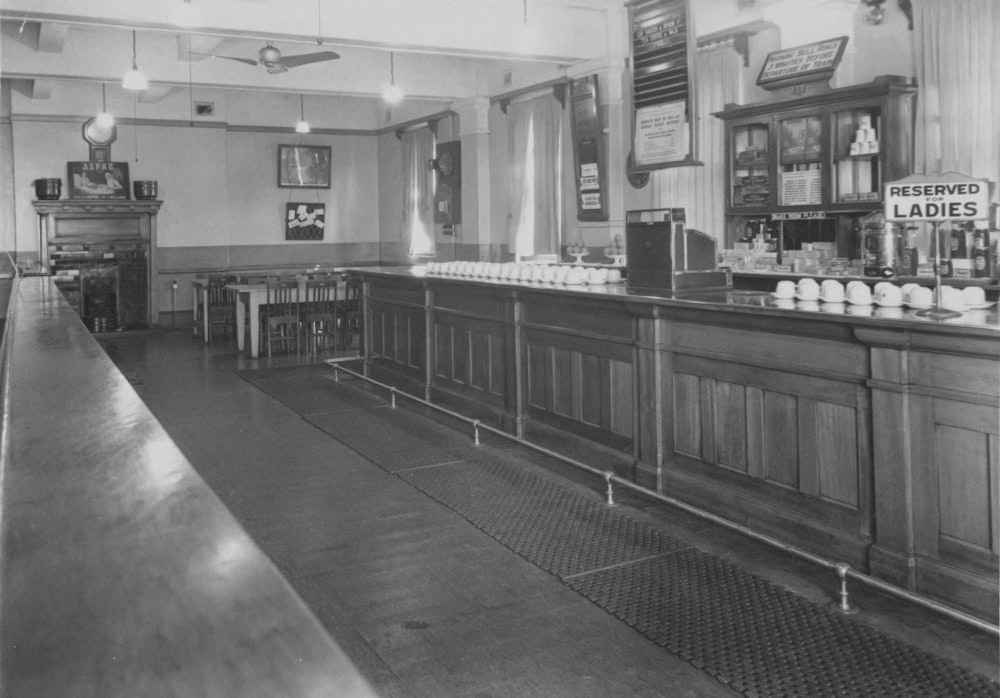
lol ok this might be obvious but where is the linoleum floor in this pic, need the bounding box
[98,329,999,698]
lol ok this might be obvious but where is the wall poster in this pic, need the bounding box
[628,0,698,170]
[569,75,608,221]
[285,202,325,240]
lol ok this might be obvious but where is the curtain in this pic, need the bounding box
[402,126,435,257]
[651,44,742,239]
[912,0,999,191]
[508,94,562,258]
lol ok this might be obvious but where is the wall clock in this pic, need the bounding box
[82,117,117,162]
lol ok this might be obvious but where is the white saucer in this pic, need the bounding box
[795,293,820,302]
[845,298,873,306]
[875,300,904,308]
[966,302,996,310]
[771,292,796,300]
[819,297,846,304]
[904,302,933,310]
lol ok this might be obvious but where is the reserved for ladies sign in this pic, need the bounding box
[885,172,990,221]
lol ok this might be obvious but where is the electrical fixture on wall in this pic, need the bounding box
[861,0,887,25]
[295,94,311,133]
[175,0,202,28]
[95,82,115,128]
[382,52,403,105]
[122,30,149,91]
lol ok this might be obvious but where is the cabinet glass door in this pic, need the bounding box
[777,115,823,207]
[730,122,769,208]
[832,107,881,204]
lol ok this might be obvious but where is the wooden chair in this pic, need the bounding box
[337,275,362,350]
[301,278,339,355]
[206,274,237,343]
[262,278,300,357]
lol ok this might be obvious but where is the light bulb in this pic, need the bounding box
[295,119,311,134]
[382,82,403,105]
[123,68,148,91]
[96,111,115,128]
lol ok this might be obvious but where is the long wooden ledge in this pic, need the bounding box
[0,277,376,696]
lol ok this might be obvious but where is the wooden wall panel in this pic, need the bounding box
[553,348,574,417]
[581,354,603,427]
[714,381,748,473]
[817,402,859,507]
[762,391,799,489]
[528,343,548,409]
[936,424,992,549]
[434,324,450,378]
[453,327,470,385]
[469,330,490,391]
[610,359,634,437]
[489,333,506,397]
[674,373,701,458]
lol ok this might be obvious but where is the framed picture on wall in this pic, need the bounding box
[278,144,331,189]
[67,161,130,199]
[285,202,325,240]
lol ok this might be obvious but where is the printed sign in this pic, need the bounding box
[885,174,990,221]
[635,101,688,165]
[757,37,848,88]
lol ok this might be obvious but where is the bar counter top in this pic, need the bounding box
[0,277,377,696]
[349,265,1000,337]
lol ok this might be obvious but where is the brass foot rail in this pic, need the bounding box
[326,360,999,638]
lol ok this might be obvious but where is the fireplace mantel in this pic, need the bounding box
[33,199,162,329]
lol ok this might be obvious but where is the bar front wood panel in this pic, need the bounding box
[353,269,998,620]
[367,278,426,383]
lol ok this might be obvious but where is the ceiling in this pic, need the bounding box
[1,0,629,126]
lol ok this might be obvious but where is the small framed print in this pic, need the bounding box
[285,202,325,241]
[67,161,130,200]
[278,144,331,189]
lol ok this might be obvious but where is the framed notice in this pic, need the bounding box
[628,0,698,170]
[67,161,130,200]
[570,75,608,221]
[757,37,848,90]
[285,202,326,240]
[278,144,331,189]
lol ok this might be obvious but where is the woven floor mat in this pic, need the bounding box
[239,369,1000,698]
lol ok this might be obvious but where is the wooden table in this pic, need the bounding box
[229,277,342,358]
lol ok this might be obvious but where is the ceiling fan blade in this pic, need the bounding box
[191,52,258,66]
[280,51,340,69]
[267,63,289,74]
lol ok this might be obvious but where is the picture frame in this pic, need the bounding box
[278,144,331,189]
[285,202,326,240]
[67,161,130,200]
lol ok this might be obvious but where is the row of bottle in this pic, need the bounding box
[860,212,994,279]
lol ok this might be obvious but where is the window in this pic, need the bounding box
[402,126,436,257]
[508,94,563,259]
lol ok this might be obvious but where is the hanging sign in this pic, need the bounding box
[757,37,848,90]
[885,173,990,221]
[634,101,688,165]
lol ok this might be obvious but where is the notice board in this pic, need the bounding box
[628,0,698,170]
[569,75,608,221]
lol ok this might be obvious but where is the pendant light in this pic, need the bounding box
[122,30,149,91]
[382,52,403,105]
[295,94,311,133]
[95,82,115,128]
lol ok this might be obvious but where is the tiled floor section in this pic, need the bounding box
[98,329,999,697]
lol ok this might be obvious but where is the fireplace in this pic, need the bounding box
[33,200,161,332]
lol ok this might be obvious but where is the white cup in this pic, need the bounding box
[941,286,966,311]
[875,284,903,306]
[962,286,986,306]
[796,278,820,300]
[820,280,845,303]
[607,269,622,283]
[775,280,796,299]
[553,266,569,283]
[901,283,920,302]
[846,283,872,305]
[909,286,933,307]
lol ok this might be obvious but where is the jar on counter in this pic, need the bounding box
[860,210,902,278]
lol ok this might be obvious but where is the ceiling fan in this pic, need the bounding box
[197,43,340,74]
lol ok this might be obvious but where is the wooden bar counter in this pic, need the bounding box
[351,266,1000,622]
[0,277,377,697]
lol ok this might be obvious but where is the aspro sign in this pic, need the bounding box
[885,175,989,221]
